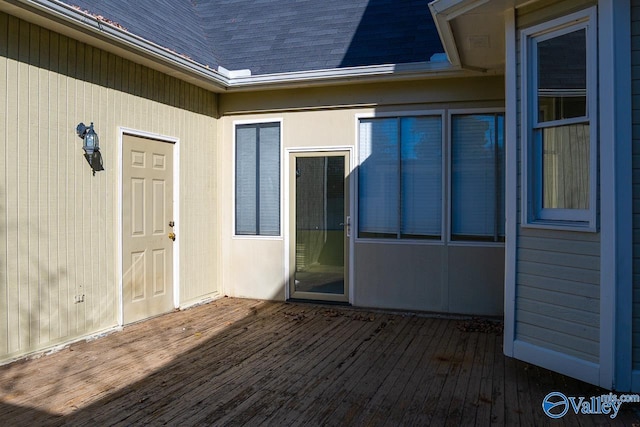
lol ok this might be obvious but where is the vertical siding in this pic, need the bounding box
[515,1,600,365]
[631,0,640,369]
[178,80,219,304]
[0,11,219,362]
[0,11,7,358]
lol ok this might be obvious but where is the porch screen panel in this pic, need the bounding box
[235,126,258,234]
[400,117,441,238]
[451,114,505,241]
[258,124,281,235]
[358,118,399,237]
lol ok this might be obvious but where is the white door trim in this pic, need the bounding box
[284,146,355,304]
[117,127,180,326]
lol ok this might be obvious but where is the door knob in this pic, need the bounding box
[168,232,176,241]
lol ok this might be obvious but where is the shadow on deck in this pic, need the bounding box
[0,297,638,426]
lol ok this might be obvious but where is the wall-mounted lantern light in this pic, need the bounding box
[76,122,103,174]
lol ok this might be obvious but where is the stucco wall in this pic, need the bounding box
[219,77,505,315]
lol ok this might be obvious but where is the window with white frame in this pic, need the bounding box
[522,8,597,228]
[235,122,281,236]
[358,115,442,239]
[451,113,505,241]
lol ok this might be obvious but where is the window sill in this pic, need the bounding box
[521,219,597,233]
[447,241,505,248]
[354,237,445,246]
[232,234,283,241]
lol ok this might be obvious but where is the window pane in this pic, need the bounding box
[235,126,257,234]
[235,123,280,236]
[258,124,281,235]
[451,114,504,240]
[540,123,589,209]
[358,118,399,237]
[401,117,441,238]
[537,29,586,122]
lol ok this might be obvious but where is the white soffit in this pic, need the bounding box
[429,0,534,72]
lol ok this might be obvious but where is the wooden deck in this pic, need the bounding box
[1,298,639,426]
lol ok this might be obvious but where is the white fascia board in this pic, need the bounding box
[225,61,474,91]
[430,0,491,19]
[429,0,462,66]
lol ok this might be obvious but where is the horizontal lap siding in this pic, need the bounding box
[632,0,640,369]
[0,12,218,362]
[515,0,600,366]
[516,231,600,363]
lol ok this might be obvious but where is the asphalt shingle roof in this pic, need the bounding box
[67,0,218,67]
[64,0,443,76]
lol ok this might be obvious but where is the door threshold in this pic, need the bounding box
[287,298,351,307]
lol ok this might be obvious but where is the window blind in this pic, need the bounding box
[258,124,281,235]
[235,123,280,236]
[236,126,258,235]
[358,116,442,239]
[451,114,504,240]
[400,117,441,237]
[358,118,399,237]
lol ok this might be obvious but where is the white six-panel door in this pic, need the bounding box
[122,134,175,324]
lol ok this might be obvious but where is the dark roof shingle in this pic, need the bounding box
[62,0,443,75]
[67,0,219,67]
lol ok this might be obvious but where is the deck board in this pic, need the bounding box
[459,330,485,426]
[351,316,430,426]
[319,314,415,424]
[490,333,506,426]
[389,315,451,426]
[474,332,494,426]
[1,297,639,426]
